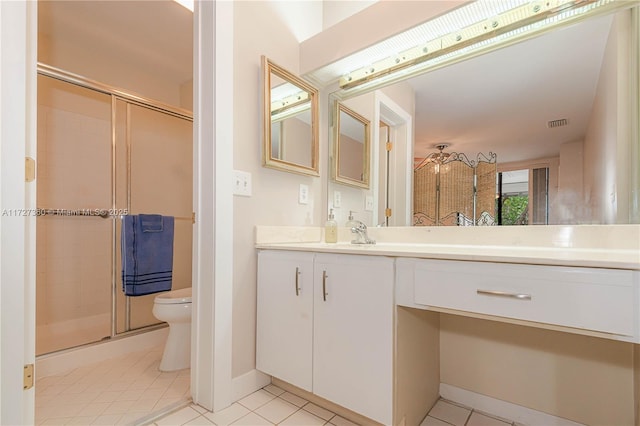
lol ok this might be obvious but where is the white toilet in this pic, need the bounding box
[152,287,192,371]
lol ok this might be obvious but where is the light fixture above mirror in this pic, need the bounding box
[262,56,319,177]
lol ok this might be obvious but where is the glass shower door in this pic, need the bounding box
[36,75,113,355]
[114,102,193,332]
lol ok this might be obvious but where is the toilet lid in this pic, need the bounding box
[154,287,192,304]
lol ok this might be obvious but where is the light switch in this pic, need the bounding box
[334,191,342,208]
[365,195,374,211]
[299,184,309,204]
[233,170,252,197]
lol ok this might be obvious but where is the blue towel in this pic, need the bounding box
[121,214,174,296]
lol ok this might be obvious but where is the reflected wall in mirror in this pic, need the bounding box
[262,56,319,176]
[323,6,638,226]
[334,102,371,188]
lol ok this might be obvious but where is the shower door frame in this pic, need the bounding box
[36,63,194,343]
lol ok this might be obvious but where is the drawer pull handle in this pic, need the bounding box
[295,267,301,296]
[477,289,531,300]
[322,270,328,301]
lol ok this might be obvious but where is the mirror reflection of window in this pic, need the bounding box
[497,168,549,225]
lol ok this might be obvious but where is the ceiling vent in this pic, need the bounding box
[547,118,569,128]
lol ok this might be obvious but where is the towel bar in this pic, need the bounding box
[37,208,194,223]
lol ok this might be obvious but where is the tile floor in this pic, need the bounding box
[145,384,360,426]
[420,399,517,426]
[35,346,190,425]
[35,345,517,426]
[147,386,518,426]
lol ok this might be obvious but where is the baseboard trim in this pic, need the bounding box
[36,327,168,378]
[232,369,271,402]
[440,383,585,426]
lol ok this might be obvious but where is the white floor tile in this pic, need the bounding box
[91,413,124,425]
[420,415,452,426]
[263,384,285,396]
[117,412,147,425]
[302,402,335,421]
[279,391,308,407]
[238,389,277,411]
[329,415,359,426]
[280,409,326,426]
[76,402,111,417]
[182,415,215,425]
[190,403,209,414]
[203,402,250,426]
[466,411,512,426]
[231,412,274,425]
[428,400,471,426]
[155,406,201,426]
[66,415,98,425]
[41,417,73,425]
[102,399,136,415]
[254,398,299,423]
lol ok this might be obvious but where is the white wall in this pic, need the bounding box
[322,1,378,30]
[583,10,631,223]
[556,140,585,224]
[231,1,323,378]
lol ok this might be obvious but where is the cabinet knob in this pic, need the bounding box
[295,267,301,296]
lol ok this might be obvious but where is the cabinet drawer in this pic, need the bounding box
[412,259,635,336]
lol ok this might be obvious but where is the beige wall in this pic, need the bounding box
[440,315,635,425]
[39,34,186,108]
[556,140,586,223]
[232,1,323,378]
[583,10,631,224]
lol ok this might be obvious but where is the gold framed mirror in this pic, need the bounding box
[262,56,319,176]
[333,102,371,189]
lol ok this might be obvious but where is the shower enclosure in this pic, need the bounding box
[36,65,193,355]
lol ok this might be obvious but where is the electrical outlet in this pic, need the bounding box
[365,195,374,211]
[233,170,252,197]
[299,184,309,205]
[334,191,342,208]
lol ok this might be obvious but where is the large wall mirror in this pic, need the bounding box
[323,3,639,227]
[333,102,371,188]
[262,56,319,176]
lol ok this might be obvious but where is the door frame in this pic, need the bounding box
[191,0,234,412]
[372,91,413,226]
[0,1,37,424]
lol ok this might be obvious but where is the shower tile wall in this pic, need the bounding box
[37,75,193,355]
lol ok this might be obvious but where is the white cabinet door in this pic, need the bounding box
[313,254,394,425]
[257,250,314,391]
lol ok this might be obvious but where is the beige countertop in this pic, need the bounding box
[255,225,640,270]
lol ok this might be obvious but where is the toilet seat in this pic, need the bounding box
[154,287,192,304]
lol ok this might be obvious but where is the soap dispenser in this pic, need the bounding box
[325,209,338,243]
[346,210,358,230]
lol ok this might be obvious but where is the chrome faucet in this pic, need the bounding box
[350,221,376,245]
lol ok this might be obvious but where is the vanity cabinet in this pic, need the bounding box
[396,258,638,340]
[257,250,394,425]
[256,250,314,391]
